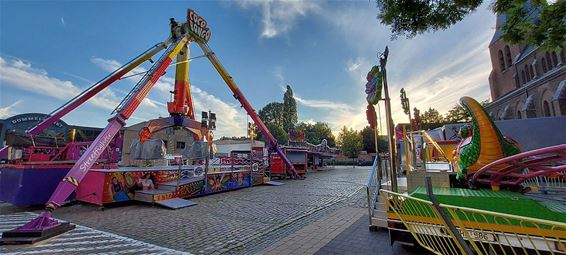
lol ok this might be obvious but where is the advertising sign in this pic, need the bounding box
[187,9,211,42]
[365,66,383,105]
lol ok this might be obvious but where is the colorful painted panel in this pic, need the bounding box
[206,171,250,193]
[153,181,203,201]
[252,172,264,186]
[102,170,180,203]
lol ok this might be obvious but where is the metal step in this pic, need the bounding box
[157,177,204,191]
[155,198,197,209]
[371,200,389,228]
[134,189,170,203]
[375,200,387,210]
[371,217,388,228]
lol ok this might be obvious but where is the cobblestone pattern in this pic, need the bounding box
[257,207,366,255]
[0,212,189,255]
[0,166,372,254]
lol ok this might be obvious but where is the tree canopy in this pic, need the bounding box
[413,101,491,130]
[256,85,335,147]
[258,102,284,128]
[360,126,389,153]
[296,122,336,147]
[444,104,471,123]
[283,85,298,131]
[264,122,288,145]
[376,0,566,50]
[337,126,363,159]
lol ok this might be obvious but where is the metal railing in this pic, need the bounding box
[381,188,566,255]
[404,130,454,173]
[366,155,389,224]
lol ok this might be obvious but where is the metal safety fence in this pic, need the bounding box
[381,189,566,255]
[366,155,390,225]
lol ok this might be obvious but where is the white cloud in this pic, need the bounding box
[310,3,496,133]
[60,17,65,25]
[237,0,320,38]
[191,86,247,137]
[0,100,22,118]
[90,56,147,79]
[294,94,354,113]
[91,58,248,137]
[347,60,361,72]
[0,56,120,110]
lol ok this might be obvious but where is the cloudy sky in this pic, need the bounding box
[0,1,496,137]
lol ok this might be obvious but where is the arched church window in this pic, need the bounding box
[504,45,512,67]
[498,50,506,71]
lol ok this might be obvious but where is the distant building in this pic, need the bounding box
[486,7,566,119]
[214,139,265,157]
[0,113,102,149]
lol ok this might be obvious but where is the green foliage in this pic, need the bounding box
[283,85,298,130]
[444,104,471,123]
[337,126,363,158]
[414,98,490,130]
[376,0,566,49]
[495,0,566,50]
[421,107,444,125]
[296,122,336,147]
[258,102,284,128]
[376,0,482,38]
[360,126,389,153]
[264,122,288,145]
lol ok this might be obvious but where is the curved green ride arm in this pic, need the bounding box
[455,97,520,179]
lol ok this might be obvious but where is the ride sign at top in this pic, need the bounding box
[187,9,211,42]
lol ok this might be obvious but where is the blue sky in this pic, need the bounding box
[0,1,496,137]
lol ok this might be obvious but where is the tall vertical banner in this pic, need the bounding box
[365,65,383,105]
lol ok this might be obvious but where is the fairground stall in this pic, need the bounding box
[0,8,300,244]
[270,147,308,179]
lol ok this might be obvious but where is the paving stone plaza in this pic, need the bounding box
[0,166,427,254]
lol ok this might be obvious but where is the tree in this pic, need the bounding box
[417,107,445,130]
[337,126,363,166]
[421,107,444,124]
[258,102,284,128]
[360,126,388,153]
[264,122,288,145]
[361,126,376,153]
[444,104,471,123]
[296,122,336,147]
[282,85,298,131]
[375,0,566,50]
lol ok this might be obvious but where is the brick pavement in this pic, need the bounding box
[0,167,420,254]
[257,207,366,255]
[0,212,189,255]
[315,214,431,255]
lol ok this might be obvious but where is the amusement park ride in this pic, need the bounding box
[376,96,566,255]
[0,8,301,243]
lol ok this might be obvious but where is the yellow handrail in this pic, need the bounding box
[381,189,566,255]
